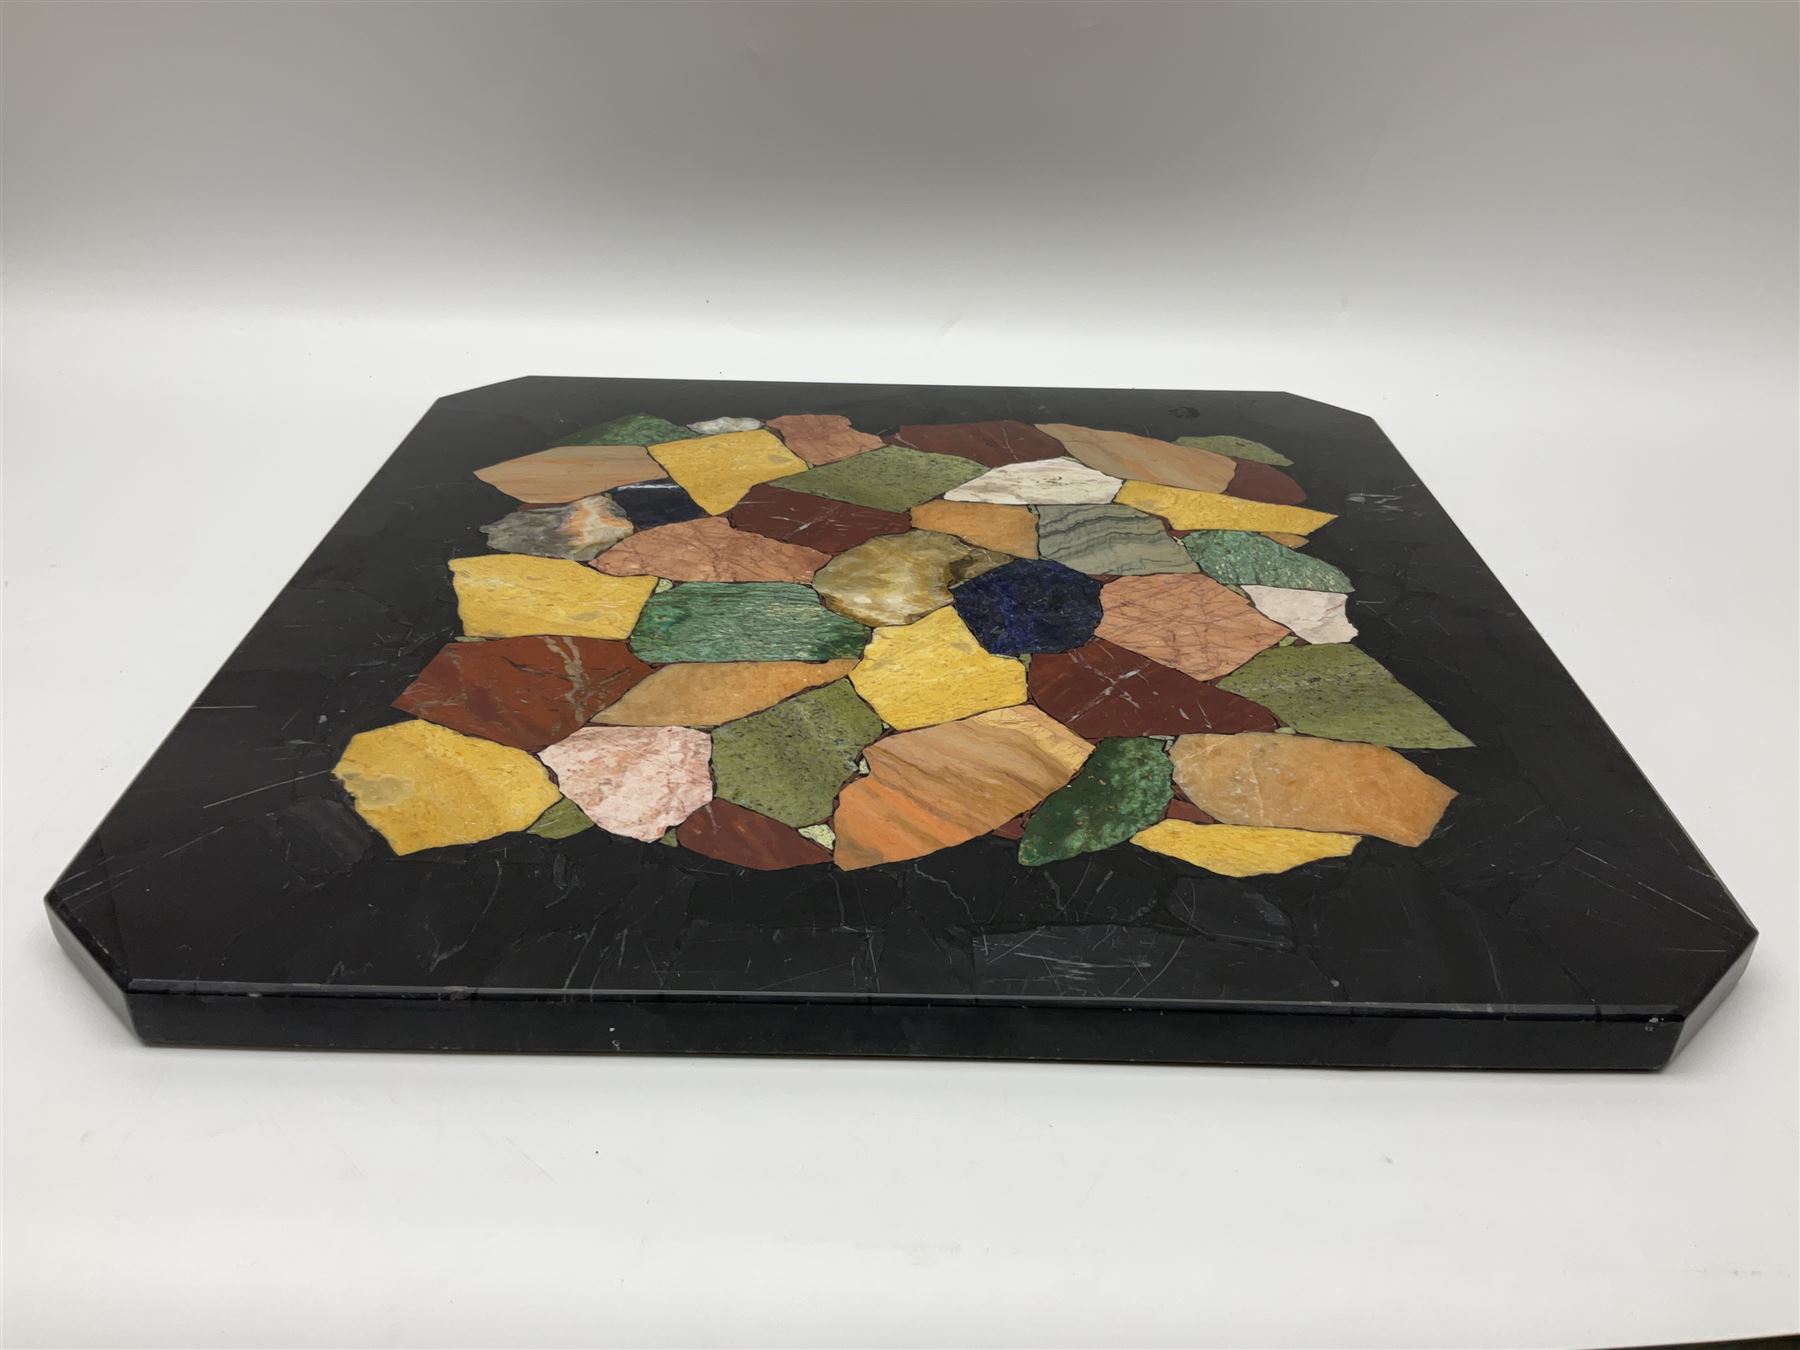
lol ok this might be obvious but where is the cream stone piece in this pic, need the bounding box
[1242,585,1358,644]
[943,457,1123,505]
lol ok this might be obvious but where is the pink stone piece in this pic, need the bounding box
[537,725,713,842]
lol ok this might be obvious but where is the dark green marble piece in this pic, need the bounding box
[1035,504,1198,576]
[779,445,985,513]
[712,680,884,827]
[1183,530,1352,592]
[1216,644,1473,749]
[557,413,698,447]
[1018,737,1174,866]
[628,582,870,663]
[1174,435,1293,467]
[526,797,595,839]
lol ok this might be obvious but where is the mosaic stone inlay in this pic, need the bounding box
[334,414,1473,875]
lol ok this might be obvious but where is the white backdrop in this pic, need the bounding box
[4,4,1796,1347]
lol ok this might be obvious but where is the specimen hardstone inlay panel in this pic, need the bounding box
[45,380,1756,1069]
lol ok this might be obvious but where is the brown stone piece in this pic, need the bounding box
[1036,424,1237,493]
[832,706,1092,870]
[590,516,830,582]
[909,500,1038,557]
[591,659,856,728]
[990,814,1028,840]
[1094,574,1291,682]
[1027,638,1280,738]
[765,414,884,466]
[676,800,833,870]
[728,482,912,554]
[1163,798,1216,824]
[474,445,665,504]
[1224,459,1308,506]
[393,636,652,752]
[889,420,1068,468]
[1169,732,1457,847]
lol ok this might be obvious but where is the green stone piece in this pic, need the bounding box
[1216,644,1473,750]
[526,797,594,839]
[1036,503,1198,576]
[557,412,698,447]
[628,582,870,663]
[1182,530,1352,593]
[1174,435,1292,467]
[1018,737,1173,866]
[778,444,985,513]
[711,679,884,827]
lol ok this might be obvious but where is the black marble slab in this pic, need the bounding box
[44,379,1756,1068]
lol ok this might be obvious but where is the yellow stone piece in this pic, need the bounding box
[848,606,1026,730]
[450,554,656,639]
[648,429,807,514]
[1114,481,1337,535]
[910,499,1039,557]
[1130,820,1359,877]
[333,719,560,856]
[591,659,857,728]
[1263,532,1309,549]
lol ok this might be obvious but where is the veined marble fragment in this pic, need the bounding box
[1035,503,1198,576]
[1027,638,1279,737]
[480,494,634,561]
[591,516,830,582]
[334,719,560,855]
[847,606,1026,730]
[394,635,651,751]
[944,457,1122,506]
[765,413,884,465]
[592,660,856,728]
[474,445,664,504]
[1130,820,1358,876]
[832,706,1093,869]
[1116,481,1335,535]
[1169,732,1456,846]
[538,725,713,842]
[1216,644,1472,749]
[648,429,806,515]
[449,555,657,640]
[1242,586,1356,644]
[909,500,1038,557]
[812,529,1011,627]
[1094,574,1289,681]
[1037,424,1237,493]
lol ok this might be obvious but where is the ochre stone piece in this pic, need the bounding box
[537,725,713,842]
[944,457,1122,505]
[1224,459,1308,505]
[1174,435,1293,467]
[1115,481,1335,535]
[590,516,830,582]
[832,706,1093,870]
[393,635,652,751]
[1130,820,1359,876]
[1263,532,1310,549]
[711,679,883,827]
[1183,529,1351,592]
[592,660,856,728]
[1035,503,1198,576]
[688,416,762,435]
[480,494,634,561]
[950,558,1104,655]
[847,606,1026,730]
[1216,644,1472,749]
[1169,732,1457,846]
[628,582,870,663]
[778,444,986,513]
[1037,424,1237,493]
[812,529,1011,627]
[728,483,912,554]
[1018,737,1173,866]
[1027,638,1280,737]
[474,445,664,504]
[765,413,884,465]
[449,555,657,640]
[675,800,833,870]
[1094,574,1290,681]
[526,797,595,839]
[889,420,1068,468]
[647,428,806,515]
[1242,585,1357,644]
[333,719,560,856]
[909,500,1038,557]
[558,413,697,446]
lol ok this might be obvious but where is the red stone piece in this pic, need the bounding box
[1027,638,1280,738]
[990,814,1028,840]
[888,420,1068,468]
[1223,459,1307,505]
[676,800,833,870]
[728,482,911,554]
[393,636,652,752]
[1163,798,1216,824]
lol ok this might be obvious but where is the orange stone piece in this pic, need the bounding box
[1094,574,1290,682]
[474,445,665,504]
[590,516,830,582]
[766,414,884,465]
[909,500,1039,558]
[1037,424,1237,493]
